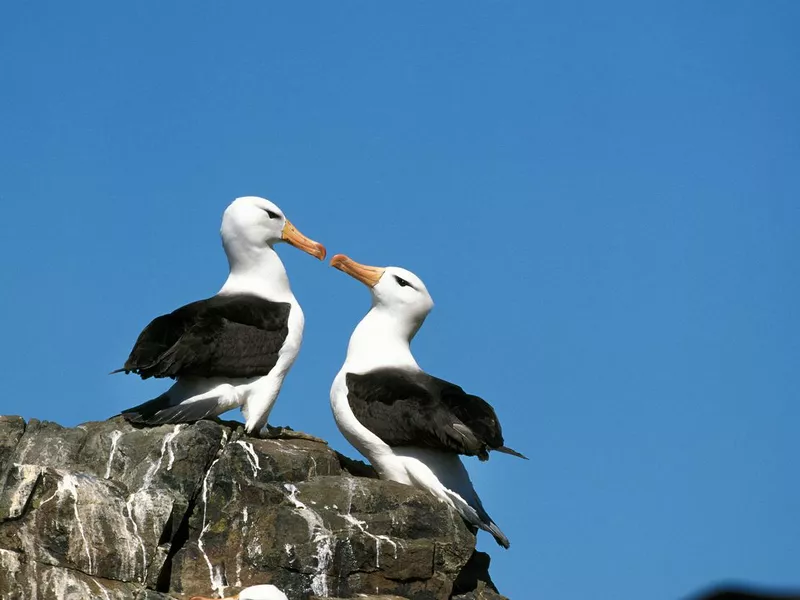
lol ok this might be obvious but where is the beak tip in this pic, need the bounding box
[281,222,326,261]
[328,254,383,287]
[330,253,348,269]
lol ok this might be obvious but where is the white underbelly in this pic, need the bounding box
[238,301,304,429]
[273,300,304,375]
[330,371,396,470]
[391,447,476,503]
[329,371,472,499]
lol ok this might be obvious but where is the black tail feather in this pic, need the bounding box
[444,489,511,549]
[121,394,220,426]
[485,520,511,549]
[471,493,511,549]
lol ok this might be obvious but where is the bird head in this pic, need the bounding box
[330,253,434,328]
[221,196,326,260]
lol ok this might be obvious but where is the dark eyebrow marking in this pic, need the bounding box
[394,275,413,288]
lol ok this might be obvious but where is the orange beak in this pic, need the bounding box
[281,220,326,260]
[330,254,386,287]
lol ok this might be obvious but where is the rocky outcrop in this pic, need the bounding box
[0,415,505,600]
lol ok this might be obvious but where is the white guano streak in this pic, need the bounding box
[235,440,261,477]
[283,483,332,596]
[104,431,123,479]
[58,474,94,573]
[198,430,229,598]
[340,478,398,568]
[124,423,183,580]
[144,425,183,486]
[125,495,147,579]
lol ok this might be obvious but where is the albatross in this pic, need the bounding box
[329,254,525,548]
[115,196,326,434]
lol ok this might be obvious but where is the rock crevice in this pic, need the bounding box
[0,415,505,600]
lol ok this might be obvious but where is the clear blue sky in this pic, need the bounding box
[1,3,798,599]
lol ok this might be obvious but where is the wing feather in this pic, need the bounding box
[118,294,291,380]
[345,368,514,459]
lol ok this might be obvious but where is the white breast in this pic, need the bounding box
[329,369,399,472]
[330,304,424,478]
[277,298,304,372]
[239,298,303,432]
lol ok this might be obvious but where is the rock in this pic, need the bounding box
[451,581,509,600]
[0,415,28,511]
[0,416,25,475]
[451,552,506,600]
[0,547,150,600]
[0,416,504,600]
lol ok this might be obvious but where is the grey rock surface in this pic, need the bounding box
[0,416,505,600]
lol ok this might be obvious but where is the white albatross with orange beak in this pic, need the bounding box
[329,254,526,548]
[115,196,326,435]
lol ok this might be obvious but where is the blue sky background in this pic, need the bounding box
[1,3,798,599]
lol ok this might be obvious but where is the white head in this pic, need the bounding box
[217,196,326,299]
[190,583,289,600]
[331,254,434,341]
[220,196,326,268]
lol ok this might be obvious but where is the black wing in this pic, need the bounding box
[116,294,291,379]
[346,368,516,460]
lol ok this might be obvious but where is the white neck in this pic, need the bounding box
[217,243,295,303]
[342,305,422,373]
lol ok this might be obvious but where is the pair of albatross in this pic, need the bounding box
[115,196,525,548]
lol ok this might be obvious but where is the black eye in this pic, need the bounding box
[394,275,412,288]
[265,209,280,219]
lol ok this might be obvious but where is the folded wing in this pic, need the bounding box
[117,294,291,380]
[346,368,521,460]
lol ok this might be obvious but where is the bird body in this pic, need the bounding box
[117,196,324,434]
[331,369,511,547]
[329,255,524,548]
